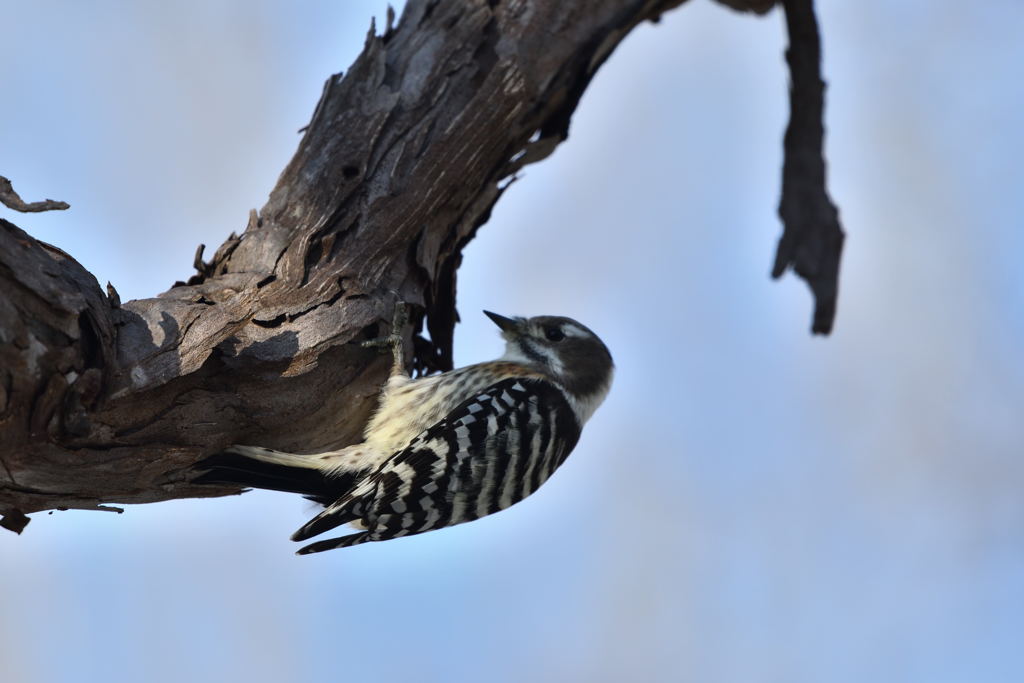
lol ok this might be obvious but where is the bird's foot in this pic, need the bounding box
[361,302,409,375]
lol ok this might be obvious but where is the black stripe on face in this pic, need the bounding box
[517,339,547,366]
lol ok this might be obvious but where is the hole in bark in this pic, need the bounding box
[257,275,276,288]
[77,312,104,369]
[0,371,10,414]
[471,18,499,89]
[342,165,360,179]
[252,314,287,328]
[360,323,381,340]
[422,0,438,23]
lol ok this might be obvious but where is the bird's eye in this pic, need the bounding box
[544,326,565,342]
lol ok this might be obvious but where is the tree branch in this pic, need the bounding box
[773,0,845,334]
[0,176,69,213]
[1,0,847,533]
[0,0,693,529]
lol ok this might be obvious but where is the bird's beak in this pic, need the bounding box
[483,310,522,334]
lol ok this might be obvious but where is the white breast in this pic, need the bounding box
[362,366,500,456]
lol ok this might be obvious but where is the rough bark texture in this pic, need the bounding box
[0,176,70,214]
[0,0,839,533]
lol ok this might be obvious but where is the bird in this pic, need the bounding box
[194,305,614,554]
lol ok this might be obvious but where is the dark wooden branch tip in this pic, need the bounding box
[193,243,208,274]
[773,0,845,335]
[106,282,121,308]
[1,508,30,534]
[0,176,70,213]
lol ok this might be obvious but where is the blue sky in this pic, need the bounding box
[2,2,1023,682]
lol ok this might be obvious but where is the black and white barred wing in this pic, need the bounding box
[293,377,582,554]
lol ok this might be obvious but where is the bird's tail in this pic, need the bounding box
[193,445,357,505]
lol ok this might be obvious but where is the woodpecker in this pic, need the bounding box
[195,306,614,554]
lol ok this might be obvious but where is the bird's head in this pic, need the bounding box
[484,310,614,424]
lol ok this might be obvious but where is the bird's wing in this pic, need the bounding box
[291,377,582,553]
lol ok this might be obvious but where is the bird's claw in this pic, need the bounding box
[361,302,409,376]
